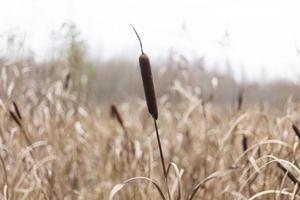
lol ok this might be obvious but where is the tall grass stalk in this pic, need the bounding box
[131,24,171,199]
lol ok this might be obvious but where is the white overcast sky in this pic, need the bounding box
[0,0,300,81]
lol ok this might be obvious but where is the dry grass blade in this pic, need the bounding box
[0,154,8,187]
[109,176,166,200]
[188,167,237,200]
[248,190,300,200]
[166,162,183,200]
[292,183,299,200]
[234,139,292,165]
[238,156,274,193]
[238,155,300,194]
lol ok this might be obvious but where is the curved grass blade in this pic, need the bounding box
[109,176,166,200]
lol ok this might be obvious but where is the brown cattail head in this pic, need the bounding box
[131,25,158,120]
[139,53,158,119]
[242,134,248,152]
[237,89,243,111]
[64,73,71,90]
[110,104,124,127]
[9,110,22,127]
[12,101,22,120]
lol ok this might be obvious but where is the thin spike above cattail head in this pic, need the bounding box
[130,24,144,54]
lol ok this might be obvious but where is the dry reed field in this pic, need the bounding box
[1,36,300,200]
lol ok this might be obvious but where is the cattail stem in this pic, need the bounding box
[153,118,167,177]
[153,118,171,200]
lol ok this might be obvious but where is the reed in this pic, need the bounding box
[131,25,158,120]
[242,134,248,152]
[9,110,22,128]
[110,104,129,139]
[9,103,31,146]
[131,24,170,199]
[110,104,124,129]
[12,101,22,120]
[237,88,243,111]
[64,73,71,90]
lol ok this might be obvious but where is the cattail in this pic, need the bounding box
[242,134,248,152]
[110,104,124,128]
[292,123,300,140]
[9,111,21,127]
[110,104,132,161]
[13,101,22,120]
[9,104,32,146]
[131,25,170,198]
[64,73,71,90]
[257,146,261,158]
[237,89,243,111]
[131,25,158,120]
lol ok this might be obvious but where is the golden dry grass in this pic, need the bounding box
[0,61,300,200]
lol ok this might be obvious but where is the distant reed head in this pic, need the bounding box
[110,104,124,127]
[237,88,243,111]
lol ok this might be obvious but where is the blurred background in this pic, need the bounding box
[0,0,300,107]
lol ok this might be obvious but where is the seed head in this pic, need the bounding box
[139,53,158,119]
[131,25,158,120]
[110,104,124,127]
